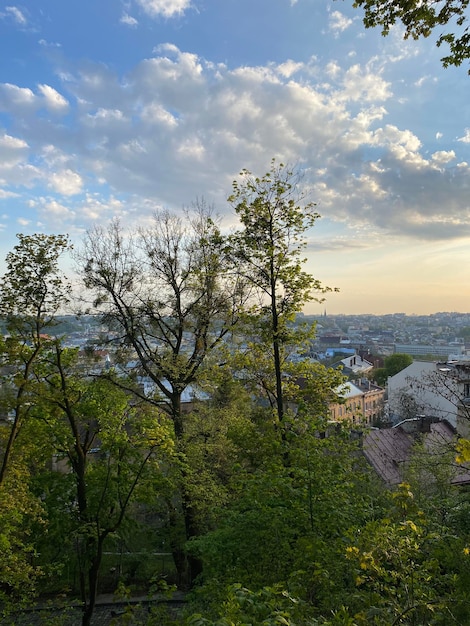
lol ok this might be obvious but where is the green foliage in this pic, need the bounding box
[0,233,71,335]
[342,483,470,624]
[187,583,318,626]
[374,353,412,386]
[384,353,413,376]
[0,234,72,609]
[2,192,470,626]
[350,0,470,72]
[187,422,383,618]
[228,160,338,441]
[228,160,329,318]
[0,464,45,612]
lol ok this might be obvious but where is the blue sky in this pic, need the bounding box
[0,0,469,315]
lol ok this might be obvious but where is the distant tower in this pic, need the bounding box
[323,308,327,318]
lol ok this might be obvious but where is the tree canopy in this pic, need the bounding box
[349,0,470,72]
[374,352,413,386]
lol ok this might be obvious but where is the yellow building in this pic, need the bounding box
[330,380,385,425]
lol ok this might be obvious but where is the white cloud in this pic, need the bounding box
[38,39,61,48]
[0,45,468,242]
[38,84,69,112]
[458,128,470,143]
[0,133,28,152]
[339,64,391,102]
[0,83,35,110]
[276,60,303,79]
[328,10,353,35]
[120,12,138,26]
[135,0,192,18]
[78,194,126,222]
[48,170,83,196]
[0,189,18,199]
[45,200,75,217]
[0,83,69,116]
[431,150,455,165]
[0,133,31,173]
[5,6,26,25]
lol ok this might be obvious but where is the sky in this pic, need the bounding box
[0,0,469,316]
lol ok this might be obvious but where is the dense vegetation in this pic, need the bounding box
[1,163,470,625]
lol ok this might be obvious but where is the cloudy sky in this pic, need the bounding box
[0,0,469,315]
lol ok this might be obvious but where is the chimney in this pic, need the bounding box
[418,415,432,433]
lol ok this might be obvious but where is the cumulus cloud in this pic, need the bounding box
[0,132,28,154]
[458,128,470,143]
[135,0,192,18]
[40,199,76,221]
[0,83,35,111]
[48,170,83,196]
[328,10,353,35]
[0,45,468,241]
[38,84,69,112]
[431,150,456,165]
[0,133,41,187]
[0,83,69,116]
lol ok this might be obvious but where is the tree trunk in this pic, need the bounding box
[81,534,106,626]
[171,390,203,586]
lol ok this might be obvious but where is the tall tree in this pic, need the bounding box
[228,161,337,442]
[348,0,470,72]
[31,345,173,626]
[76,204,246,584]
[0,234,71,608]
[0,234,71,485]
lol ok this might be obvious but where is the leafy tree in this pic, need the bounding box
[348,0,470,72]
[0,234,71,607]
[77,204,246,584]
[0,456,46,612]
[32,346,174,626]
[228,160,337,448]
[374,352,412,386]
[385,353,413,377]
[187,418,382,612]
[0,233,71,485]
[343,483,470,624]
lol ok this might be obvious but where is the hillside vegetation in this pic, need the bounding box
[1,163,470,625]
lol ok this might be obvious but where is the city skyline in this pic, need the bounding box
[0,0,469,316]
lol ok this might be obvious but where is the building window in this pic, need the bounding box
[464,383,470,398]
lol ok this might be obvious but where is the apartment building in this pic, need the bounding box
[330,379,385,425]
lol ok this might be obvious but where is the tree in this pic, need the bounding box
[32,346,174,626]
[348,0,470,72]
[0,234,71,485]
[0,234,71,608]
[374,352,413,386]
[77,204,246,584]
[186,419,384,624]
[228,160,337,446]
